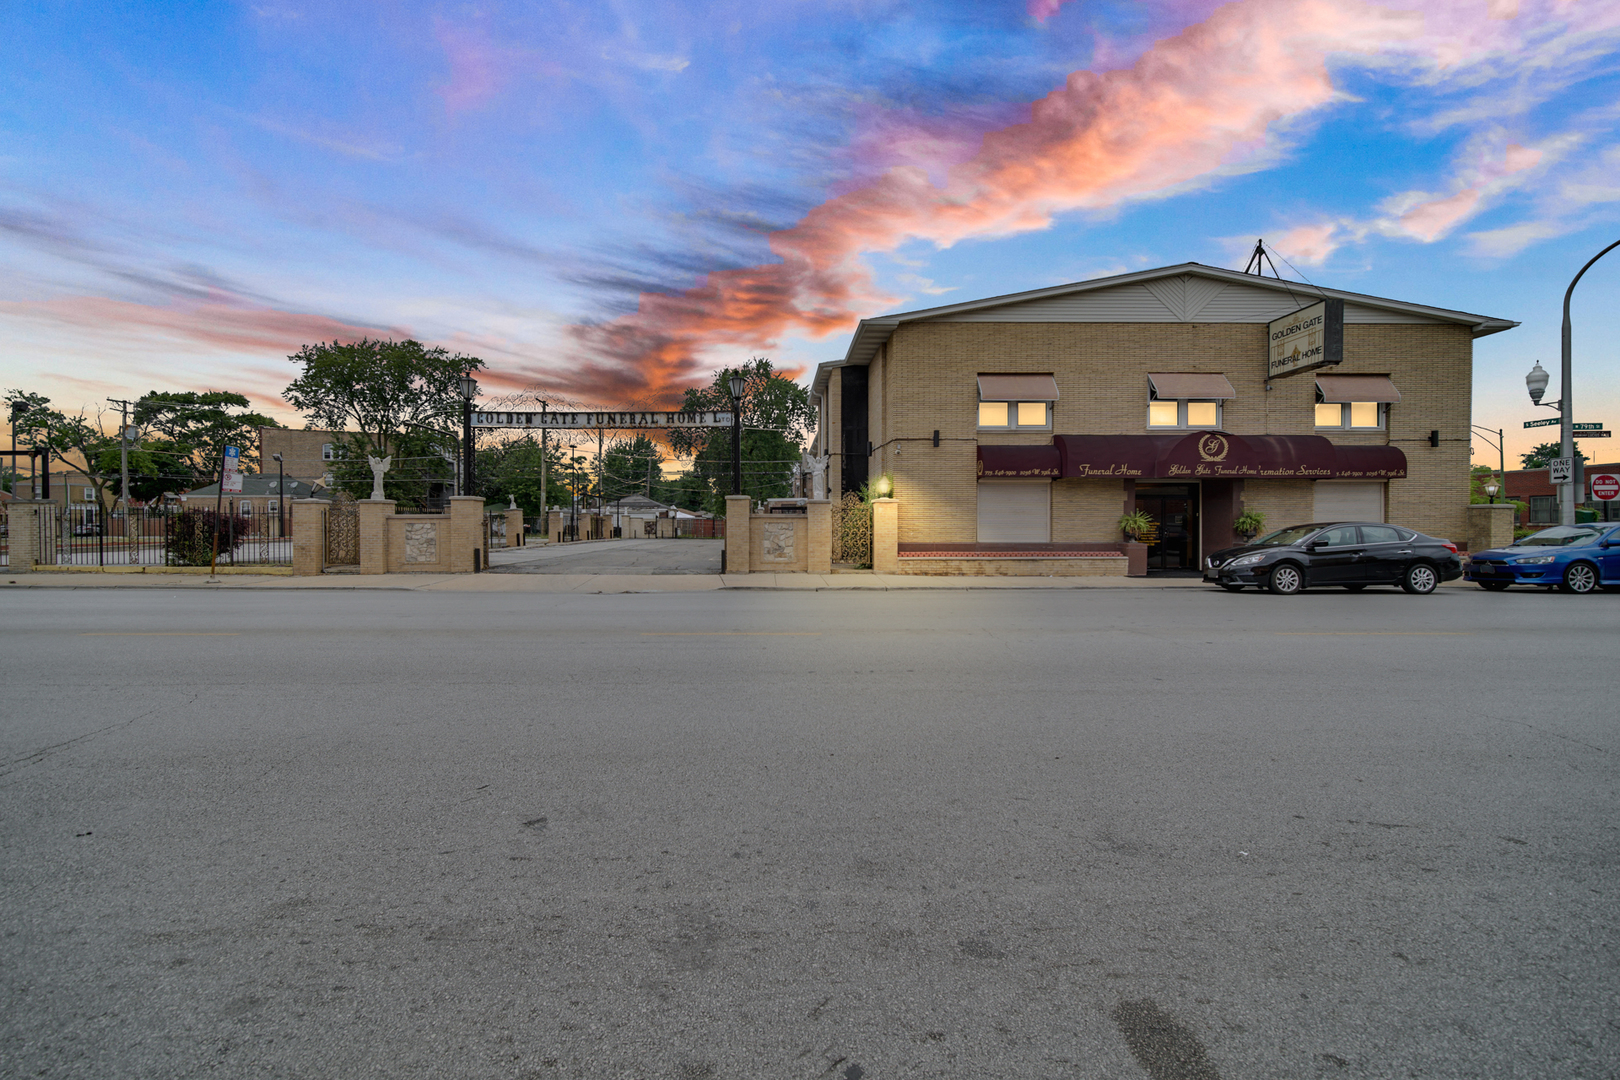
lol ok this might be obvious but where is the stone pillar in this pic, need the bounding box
[806,499,831,574]
[4,499,46,572]
[725,495,751,574]
[292,498,330,576]
[505,507,524,548]
[1466,503,1515,554]
[547,510,563,540]
[357,499,395,575]
[448,496,484,572]
[871,497,898,575]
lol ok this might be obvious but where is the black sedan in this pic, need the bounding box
[1203,522,1463,595]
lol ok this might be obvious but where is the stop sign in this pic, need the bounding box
[1592,473,1620,501]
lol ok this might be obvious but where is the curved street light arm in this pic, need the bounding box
[1556,237,1620,525]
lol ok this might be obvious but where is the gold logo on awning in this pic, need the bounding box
[1198,434,1229,462]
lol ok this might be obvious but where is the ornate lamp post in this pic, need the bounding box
[458,375,479,498]
[1484,481,1499,505]
[728,374,745,498]
[1532,238,1620,525]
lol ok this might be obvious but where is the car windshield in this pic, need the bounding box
[1251,525,1319,547]
[1517,526,1604,548]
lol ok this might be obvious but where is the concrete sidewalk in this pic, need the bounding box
[2,568,1216,593]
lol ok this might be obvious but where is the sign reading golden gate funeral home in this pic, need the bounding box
[1267,298,1343,378]
[473,410,734,429]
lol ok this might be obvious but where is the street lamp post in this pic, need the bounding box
[458,375,479,499]
[728,374,745,498]
[272,453,285,536]
[1484,481,1499,505]
[1533,237,1620,526]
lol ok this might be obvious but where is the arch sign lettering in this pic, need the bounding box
[473,410,734,430]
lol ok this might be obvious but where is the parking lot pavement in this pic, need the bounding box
[2,587,1615,1079]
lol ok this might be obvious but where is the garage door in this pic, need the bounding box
[1313,481,1385,522]
[977,480,1051,542]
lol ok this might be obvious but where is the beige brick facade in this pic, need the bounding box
[815,270,1500,561]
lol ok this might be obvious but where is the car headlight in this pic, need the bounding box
[1229,553,1267,567]
[1514,555,1556,565]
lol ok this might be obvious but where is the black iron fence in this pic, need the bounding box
[15,504,292,568]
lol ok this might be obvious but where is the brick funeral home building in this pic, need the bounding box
[809,263,1517,574]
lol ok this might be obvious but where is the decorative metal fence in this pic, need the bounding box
[831,492,872,565]
[325,492,359,566]
[484,512,508,549]
[18,505,293,568]
[672,517,725,539]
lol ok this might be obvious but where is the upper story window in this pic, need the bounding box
[978,374,1057,431]
[1315,374,1399,431]
[322,442,337,460]
[1146,373,1235,430]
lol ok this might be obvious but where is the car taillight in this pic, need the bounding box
[1441,541,1458,553]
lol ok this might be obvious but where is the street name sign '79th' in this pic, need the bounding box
[473,410,733,430]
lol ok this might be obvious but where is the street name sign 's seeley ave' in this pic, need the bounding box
[1266,298,1344,378]
[221,445,243,493]
[473,410,734,430]
[1525,419,1604,429]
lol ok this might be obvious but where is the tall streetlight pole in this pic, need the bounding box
[728,373,745,498]
[1542,238,1620,526]
[1470,424,1505,481]
[458,375,479,500]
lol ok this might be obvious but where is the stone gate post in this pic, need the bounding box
[505,507,524,547]
[292,498,330,576]
[449,496,484,572]
[806,499,831,574]
[871,497,898,575]
[725,495,751,574]
[358,499,395,575]
[4,500,46,572]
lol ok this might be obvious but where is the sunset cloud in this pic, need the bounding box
[0,296,403,355]
[572,0,1582,400]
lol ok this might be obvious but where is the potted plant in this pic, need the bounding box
[1233,510,1266,541]
[1118,510,1153,541]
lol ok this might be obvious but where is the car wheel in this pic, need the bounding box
[1477,581,1510,591]
[1219,582,1244,592]
[1344,584,1367,592]
[1267,563,1304,595]
[1401,562,1439,595]
[1560,562,1598,594]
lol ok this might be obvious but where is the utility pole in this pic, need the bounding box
[540,400,548,535]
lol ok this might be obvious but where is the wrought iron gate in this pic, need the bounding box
[831,492,871,566]
[325,492,359,566]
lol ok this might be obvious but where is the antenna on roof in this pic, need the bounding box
[1243,238,1282,279]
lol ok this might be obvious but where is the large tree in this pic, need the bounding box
[1520,442,1588,469]
[474,434,568,515]
[5,390,121,506]
[132,391,275,481]
[667,357,813,513]
[600,434,665,503]
[283,339,486,461]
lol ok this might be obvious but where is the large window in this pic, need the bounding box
[1146,373,1233,430]
[978,400,1050,430]
[1148,399,1222,429]
[977,374,1058,431]
[1315,401,1384,429]
[1315,375,1397,430]
[1528,496,1557,524]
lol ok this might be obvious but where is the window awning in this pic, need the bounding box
[978,374,1059,401]
[1147,373,1236,400]
[1316,374,1401,403]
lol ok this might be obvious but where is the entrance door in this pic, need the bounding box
[1136,485,1199,571]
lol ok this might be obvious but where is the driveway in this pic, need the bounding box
[489,536,722,574]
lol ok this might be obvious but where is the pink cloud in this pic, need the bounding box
[1028,0,1076,23]
[1273,222,1343,264]
[0,296,406,355]
[436,23,513,114]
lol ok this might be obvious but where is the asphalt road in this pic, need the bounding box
[491,538,723,575]
[2,586,1615,1079]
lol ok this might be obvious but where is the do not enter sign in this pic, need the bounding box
[1592,473,1620,501]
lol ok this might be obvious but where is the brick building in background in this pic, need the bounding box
[1505,462,1620,524]
[810,263,1517,569]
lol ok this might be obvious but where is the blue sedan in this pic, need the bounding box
[1466,524,1620,594]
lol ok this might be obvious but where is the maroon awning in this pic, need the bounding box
[1053,433,1405,480]
[977,444,1061,478]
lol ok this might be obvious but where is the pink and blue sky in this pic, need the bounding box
[2,0,1618,466]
